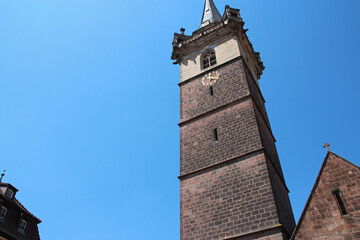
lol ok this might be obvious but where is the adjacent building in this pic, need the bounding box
[0,179,41,240]
[291,152,360,239]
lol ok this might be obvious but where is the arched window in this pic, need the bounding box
[202,50,217,69]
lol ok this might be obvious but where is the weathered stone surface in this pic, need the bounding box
[175,4,295,240]
[179,51,295,240]
[180,153,282,240]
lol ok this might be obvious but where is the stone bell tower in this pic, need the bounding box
[171,1,296,240]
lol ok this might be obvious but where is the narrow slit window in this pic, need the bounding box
[332,190,347,215]
[213,128,218,141]
[209,86,214,96]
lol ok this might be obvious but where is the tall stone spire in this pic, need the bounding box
[200,0,222,28]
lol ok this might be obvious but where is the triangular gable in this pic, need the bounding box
[291,152,360,239]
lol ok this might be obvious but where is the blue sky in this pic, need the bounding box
[0,0,359,239]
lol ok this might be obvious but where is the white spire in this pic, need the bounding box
[200,0,222,28]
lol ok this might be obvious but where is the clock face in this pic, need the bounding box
[201,71,220,86]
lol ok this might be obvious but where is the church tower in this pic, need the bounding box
[171,1,296,240]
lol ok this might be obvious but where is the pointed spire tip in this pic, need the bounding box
[200,0,222,28]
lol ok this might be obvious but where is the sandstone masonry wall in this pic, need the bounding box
[293,153,360,239]
[180,153,281,240]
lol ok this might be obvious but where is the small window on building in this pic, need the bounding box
[5,189,14,199]
[0,206,7,220]
[213,128,218,141]
[332,190,347,215]
[202,50,217,69]
[18,219,27,232]
[209,86,214,96]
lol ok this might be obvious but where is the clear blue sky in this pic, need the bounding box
[0,0,359,239]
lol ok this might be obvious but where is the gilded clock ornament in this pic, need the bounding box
[201,71,220,86]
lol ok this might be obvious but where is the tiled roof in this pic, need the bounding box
[0,183,41,224]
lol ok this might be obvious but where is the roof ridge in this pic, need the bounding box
[329,151,360,170]
[13,197,42,223]
[290,152,331,239]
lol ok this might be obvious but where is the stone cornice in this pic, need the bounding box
[171,5,265,79]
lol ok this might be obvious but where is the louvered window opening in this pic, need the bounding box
[202,51,217,69]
